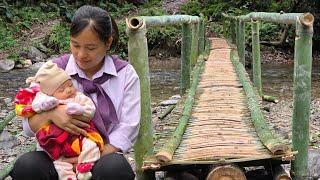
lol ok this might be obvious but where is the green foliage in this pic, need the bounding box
[45,23,70,54]
[259,23,281,42]
[111,20,128,58]
[0,5,58,51]
[0,25,16,50]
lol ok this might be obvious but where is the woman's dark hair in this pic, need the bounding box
[70,5,119,49]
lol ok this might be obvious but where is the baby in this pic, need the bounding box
[15,60,104,180]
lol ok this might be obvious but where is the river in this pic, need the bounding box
[0,58,319,106]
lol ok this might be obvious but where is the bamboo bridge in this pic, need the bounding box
[126,12,314,180]
[0,12,315,180]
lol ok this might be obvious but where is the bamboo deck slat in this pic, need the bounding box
[142,38,293,169]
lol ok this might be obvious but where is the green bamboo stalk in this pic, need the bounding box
[238,20,246,66]
[0,110,15,133]
[0,144,36,179]
[223,20,227,37]
[235,20,239,48]
[126,19,154,180]
[181,23,192,95]
[158,105,176,119]
[230,20,236,44]
[251,20,262,96]
[130,15,200,28]
[198,19,205,55]
[230,49,289,155]
[291,13,314,180]
[262,95,279,103]
[155,56,205,163]
[190,23,199,67]
[237,12,304,24]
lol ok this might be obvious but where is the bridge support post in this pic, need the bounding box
[251,20,262,96]
[291,13,314,180]
[198,18,205,55]
[181,23,192,95]
[230,20,237,45]
[126,18,154,180]
[191,22,199,67]
[238,20,246,66]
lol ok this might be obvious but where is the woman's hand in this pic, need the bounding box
[50,105,90,136]
[28,104,90,136]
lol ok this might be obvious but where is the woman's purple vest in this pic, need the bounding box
[53,54,128,142]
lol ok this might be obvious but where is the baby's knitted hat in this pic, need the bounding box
[26,60,71,95]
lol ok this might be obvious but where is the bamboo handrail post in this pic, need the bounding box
[235,20,239,49]
[198,18,205,55]
[291,13,314,179]
[190,22,199,67]
[223,20,227,38]
[251,19,262,96]
[181,23,192,95]
[230,20,237,44]
[126,18,154,180]
[238,20,246,66]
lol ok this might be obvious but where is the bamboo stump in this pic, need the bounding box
[206,165,246,180]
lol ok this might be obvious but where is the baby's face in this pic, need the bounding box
[52,80,77,100]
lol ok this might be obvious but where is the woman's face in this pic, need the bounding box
[70,26,112,76]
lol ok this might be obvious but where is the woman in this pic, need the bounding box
[10,5,140,180]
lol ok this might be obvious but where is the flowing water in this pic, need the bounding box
[1,59,319,107]
[248,62,320,100]
[0,57,181,107]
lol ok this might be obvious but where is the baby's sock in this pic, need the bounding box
[76,162,94,180]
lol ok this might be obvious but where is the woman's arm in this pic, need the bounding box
[107,65,141,154]
[28,105,90,135]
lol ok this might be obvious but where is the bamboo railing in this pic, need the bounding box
[223,12,314,179]
[126,15,205,180]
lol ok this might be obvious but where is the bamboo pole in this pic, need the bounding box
[230,20,237,44]
[155,56,205,163]
[190,22,199,67]
[0,110,15,133]
[126,18,154,180]
[291,13,314,180]
[206,165,247,180]
[158,104,176,119]
[130,15,200,28]
[237,12,304,24]
[181,23,192,95]
[251,20,262,96]
[198,18,205,55]
[262,95,279,103]
[230,49,290,155]
[238,20,246,66]
[235,20,239,48]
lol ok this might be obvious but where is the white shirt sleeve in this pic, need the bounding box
[108,65,141,153]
